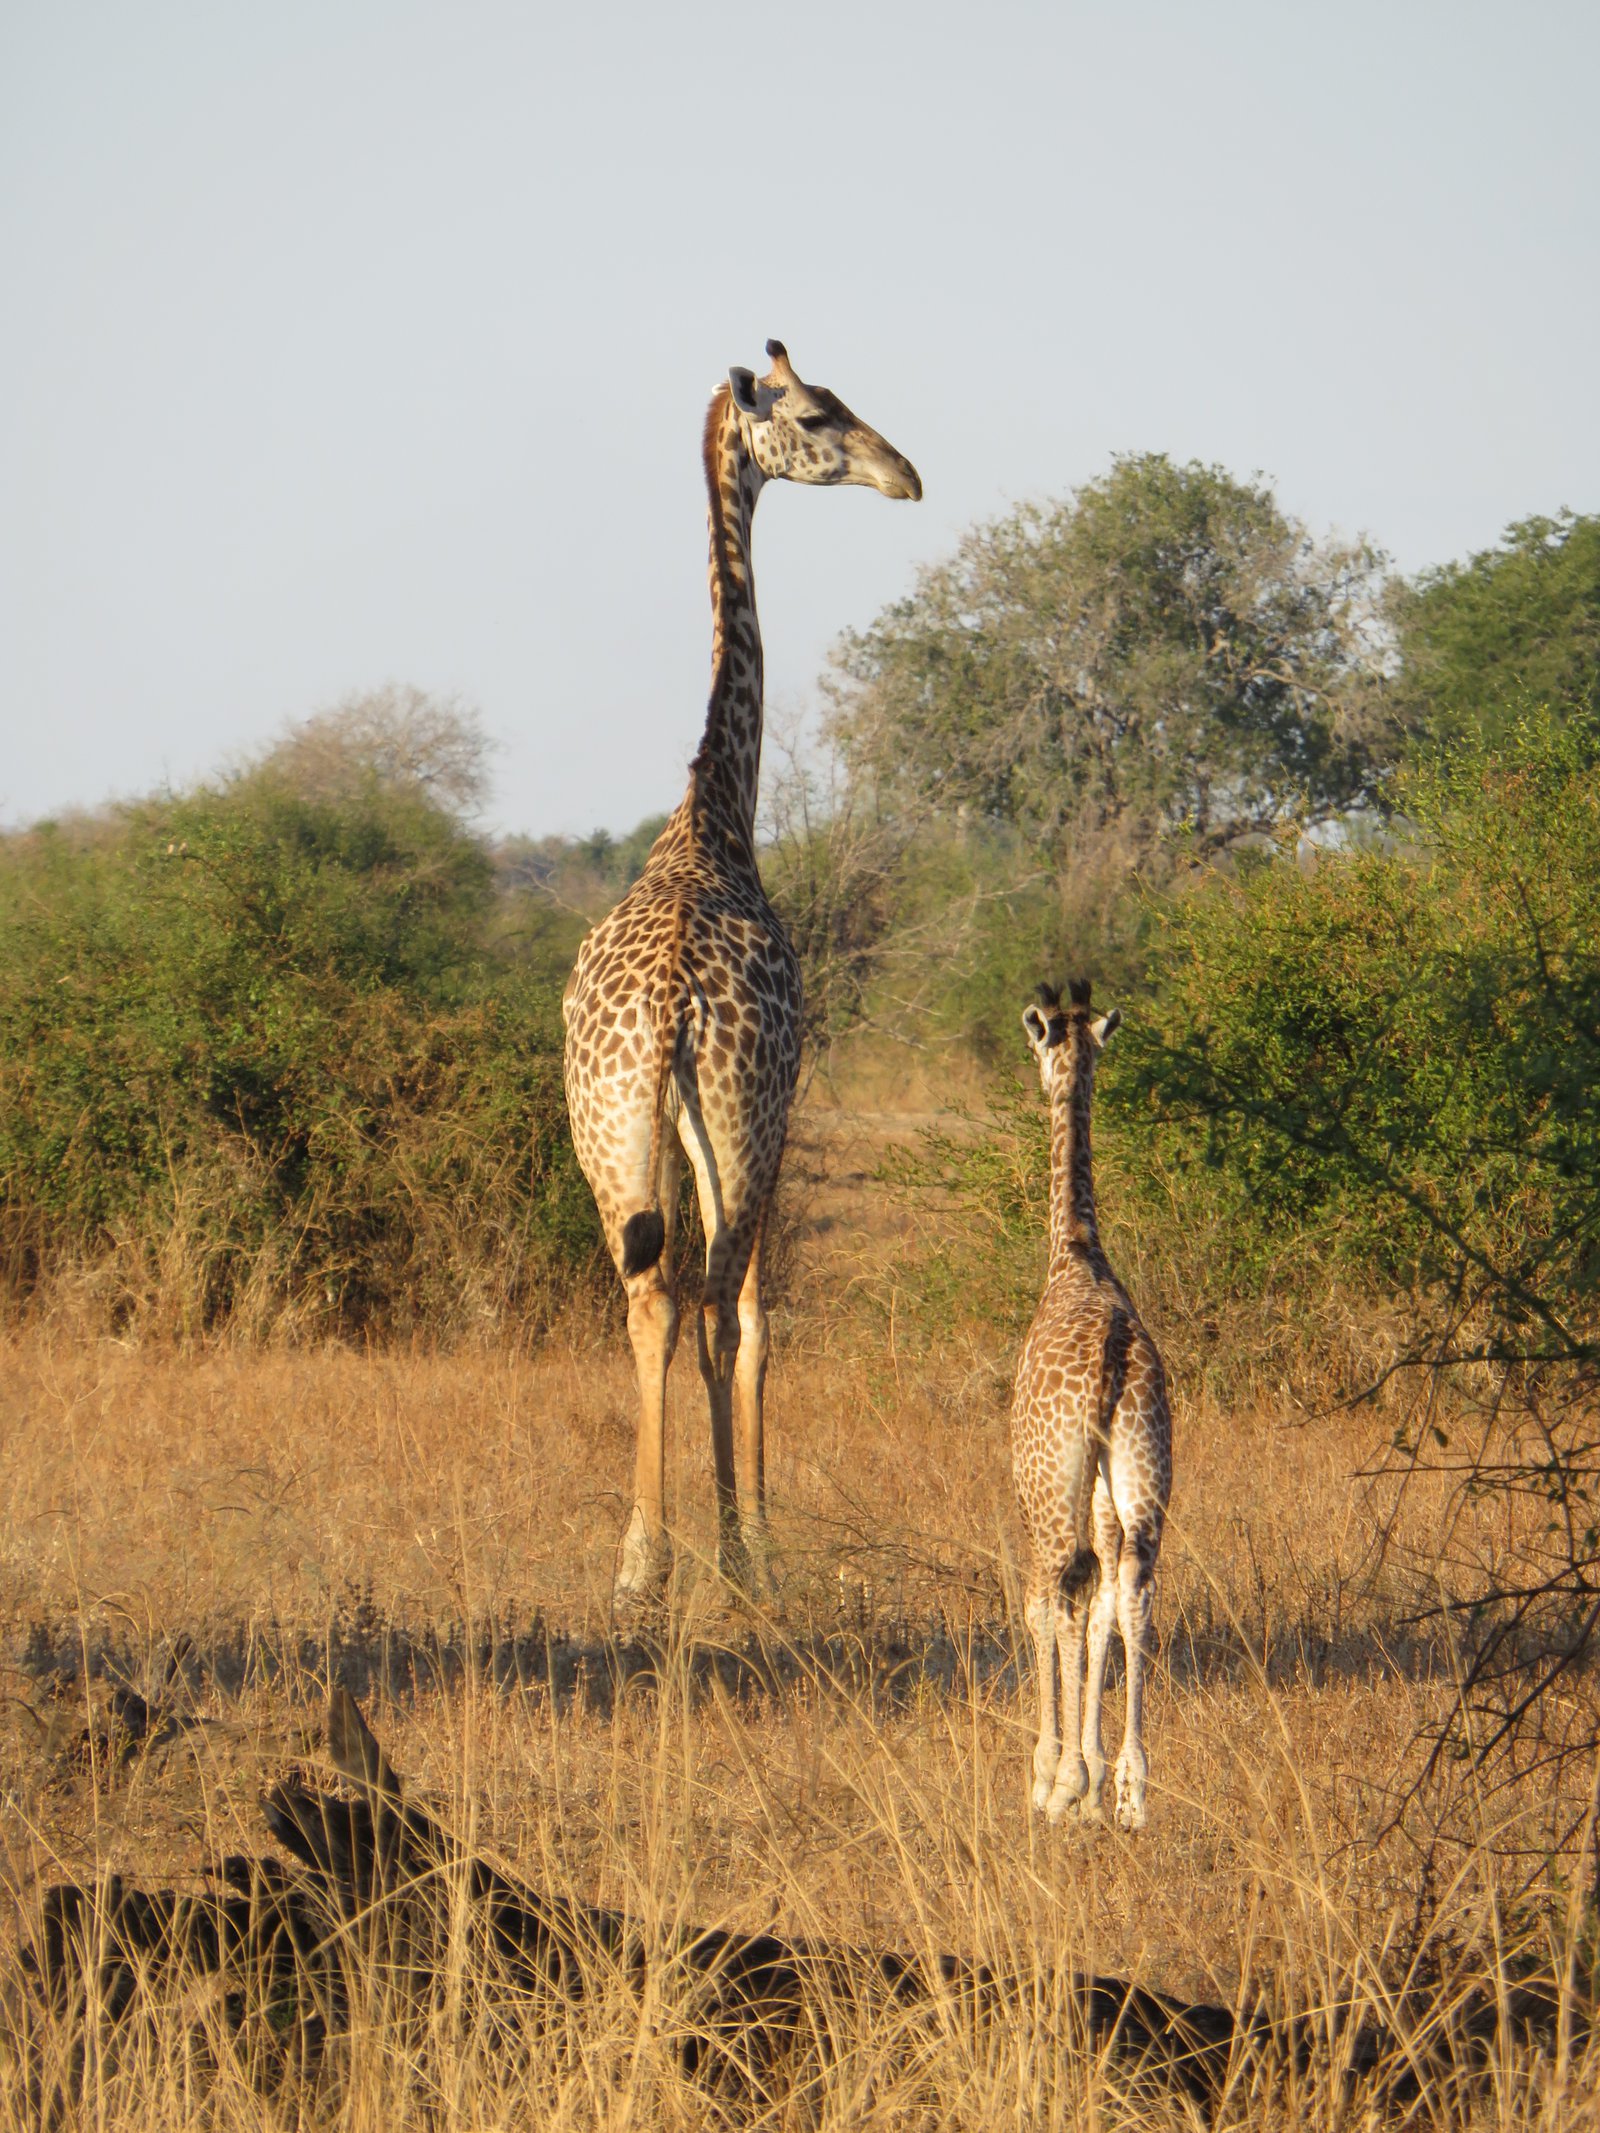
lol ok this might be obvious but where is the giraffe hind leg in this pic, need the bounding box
[672,1089,770,1594]
[1113,1523,1160,1831]
[1024,1574,1062,1813]
[612,1125,684,1622]
[615,1266,678,1620]
[731,1209,773,1590]
[1038,1548,1096,1823]
[1078,1470,1123,1822]
[696,1230,762,1591]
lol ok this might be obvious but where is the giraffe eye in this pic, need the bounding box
[795,412,831,432]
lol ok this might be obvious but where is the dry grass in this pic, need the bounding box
[0,1105,1596,2126]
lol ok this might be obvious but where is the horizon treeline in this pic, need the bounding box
[1,471,1597,1348]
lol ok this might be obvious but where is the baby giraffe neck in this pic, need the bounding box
[1048,1040,1102,1272]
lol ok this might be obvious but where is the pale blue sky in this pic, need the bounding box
[3,0,1596,836]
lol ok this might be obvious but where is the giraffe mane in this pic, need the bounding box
[703,380,733,469]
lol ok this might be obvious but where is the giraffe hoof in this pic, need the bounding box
[717,1528,777,1605]
[716,1541,754,1598]
[612,1552,671,1634]
[612,1590,667,1641]
[1031,1778,1055,1814]
[1044,1781,1088,1827]
[1114,1796,1148,1833]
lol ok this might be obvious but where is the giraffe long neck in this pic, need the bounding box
[1048,1031,1103,1272]
[690,385,766,843]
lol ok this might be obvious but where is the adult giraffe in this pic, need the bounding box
[563,340,920,1620]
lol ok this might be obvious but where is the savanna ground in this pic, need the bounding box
[1,1079,1596,2129]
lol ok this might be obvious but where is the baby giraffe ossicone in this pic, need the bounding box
[1011,980,1172,1830]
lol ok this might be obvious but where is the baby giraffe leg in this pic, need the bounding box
[1079,1483,1123,1820]
[1042,1554,1096,1822]
[1025,1575,1062,1813]
[1113,1525,1160,1831]
[732,1226,772,1588]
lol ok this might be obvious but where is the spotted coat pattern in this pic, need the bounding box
[563,342,920,1618]
[1010,981,1173,1830]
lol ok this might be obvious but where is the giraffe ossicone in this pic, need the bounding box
[1010,978,1172,1831]
[563,340,920,1622]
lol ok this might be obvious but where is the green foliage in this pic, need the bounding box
[0,720,600,1339]
[1114,706,1600,1346]
[497,813,670,907]
[880,1084,1051,1341]
[1389,510,1600,750]
[492,812,672,1002]
[892,708,1600,1360]
[830,453,1390,862]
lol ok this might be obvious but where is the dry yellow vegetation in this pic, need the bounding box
[0,1097,1595,2128]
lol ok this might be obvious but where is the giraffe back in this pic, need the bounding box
[1010,1247,1172,1569]
[562,793,801,1240]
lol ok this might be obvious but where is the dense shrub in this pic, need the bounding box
[0,745,599,1339]
[893,708,1600,1363]
[1115,705,1600,1345]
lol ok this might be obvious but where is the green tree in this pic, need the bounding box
[265,683,494,815]
[1100,705,1600,1334]
[1389,509,1600,749]
[830,453,1390,866]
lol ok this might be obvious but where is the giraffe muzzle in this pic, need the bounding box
[874,453,923,503]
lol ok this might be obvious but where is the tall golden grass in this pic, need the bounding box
[0,1095,1596,2125]
[2,1322,1596,2123]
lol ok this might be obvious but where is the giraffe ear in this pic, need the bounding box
[1091,1009,1122,1046]
[729,367,764,418]
[1022,1005,1049,1050]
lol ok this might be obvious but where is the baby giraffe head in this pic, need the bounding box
[1021,978,1122,1098]
[726,340,921,501]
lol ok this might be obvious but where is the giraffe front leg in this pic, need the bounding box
[616,1270,678,1625]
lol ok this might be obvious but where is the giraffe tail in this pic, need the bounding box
[621,1208,666,1278]
[619,965,687,1280]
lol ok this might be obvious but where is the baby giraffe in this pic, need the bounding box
[1012,980,1172,1831]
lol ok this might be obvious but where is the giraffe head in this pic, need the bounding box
[1021,978,1122,1098]
[726,340,922,501]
